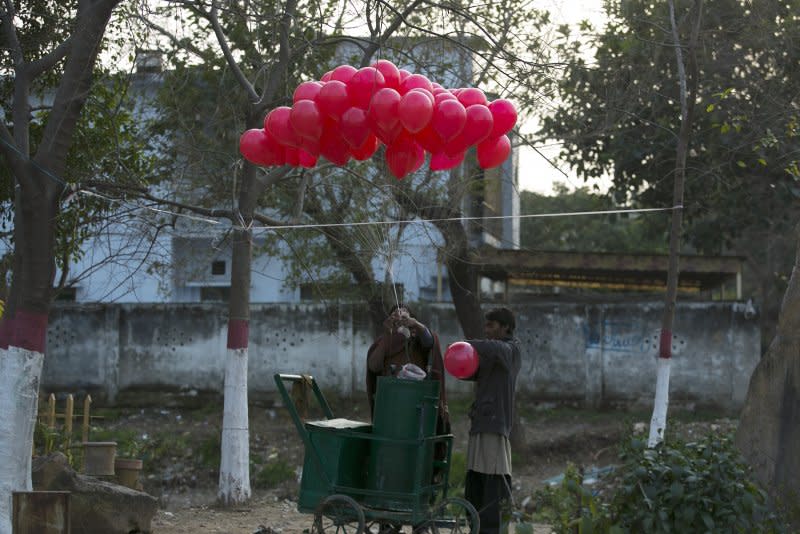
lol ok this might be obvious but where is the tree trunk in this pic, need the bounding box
[218,163,257,506]
[736,224,800,512]
[0,164,60,532]
[648,0,701,447]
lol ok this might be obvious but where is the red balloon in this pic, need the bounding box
[340,107,370,148]
[430,150,465,171]
[321,70,333,82]
[239,128,283,166]
[351,134,379,160]
[398,90,434,133]
[399,73,433,95]
[434,91,457,105]
[408,88,435,105]
[330,64,358,83]
[320,126,351,166]
[444,341,479,379]
[316,80,351,119]
[265,106,301,147]
[298,149,318,168]
[290,100,323,140]
[414,124,445,154]
[457,87,487,108]
[488,99,517,138]
[348,67,385,109]
[477,135,511,169]
[398,69,411,83]
[293,81,323,103]
[386,132,423,179]
[431,99,467,142]
[445,104,493,155]
[368,88,402,144]
[284,146,300,167]
[372,59,401,90]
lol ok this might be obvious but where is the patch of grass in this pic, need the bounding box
[197,434,221,468]
[252,458,295,489]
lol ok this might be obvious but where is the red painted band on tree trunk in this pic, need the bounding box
[659,329,672,359]
[0,310,48,353]
[227,319,249,349]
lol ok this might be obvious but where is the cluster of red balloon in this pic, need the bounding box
[239,60,517,179]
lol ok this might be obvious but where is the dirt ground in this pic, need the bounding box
[95,393,735,534]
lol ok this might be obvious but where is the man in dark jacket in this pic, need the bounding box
[464,307,521,534]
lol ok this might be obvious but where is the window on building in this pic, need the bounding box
[200,286,230,302]
[211,260,226,275]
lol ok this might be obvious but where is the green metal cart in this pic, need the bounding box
[274,373,479,533]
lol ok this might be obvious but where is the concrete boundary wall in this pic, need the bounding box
[42,301,760,410]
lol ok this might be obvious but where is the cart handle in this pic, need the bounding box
[273,373,335,448]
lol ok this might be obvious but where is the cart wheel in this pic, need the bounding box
[427,497,479,533]
[312,494,366,533]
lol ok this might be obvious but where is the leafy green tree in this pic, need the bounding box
[0,0,148,530]
[537,0,800,343]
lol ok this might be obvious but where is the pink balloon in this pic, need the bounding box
[316,80,350,119]
[321,70,333,82]
[398,69,411,83]
[477,135,511,169]
[372,59,401,90]
[488,99,517,138]
[400,73,433,95]
[351,134,379,160]
[330,64,358,83]
[430,150,465,171]
[348,67,385,109]
[265,106,301,147]
[290,100,323,140]
[431,99,467,142]
[293,81,323,103]
[444,341,479,379]
[398,90,434,133]
[239,129,283,166]
[457,87,487,108]
[340,107,370,148]
[298,149,318,168]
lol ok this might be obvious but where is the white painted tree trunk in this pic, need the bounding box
[0,346,44,533]
[648,357,671,447]
[218,347,251,505]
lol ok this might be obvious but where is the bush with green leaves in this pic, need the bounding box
[613,435,785,533]
[530,433,787,533]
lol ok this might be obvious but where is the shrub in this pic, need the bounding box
[530,433,787,533]
[613,435,785,533]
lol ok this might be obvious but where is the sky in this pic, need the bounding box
[518,0,607,194]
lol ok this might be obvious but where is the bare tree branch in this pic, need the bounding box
[136,14,211,62]
[208,0,259,102]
